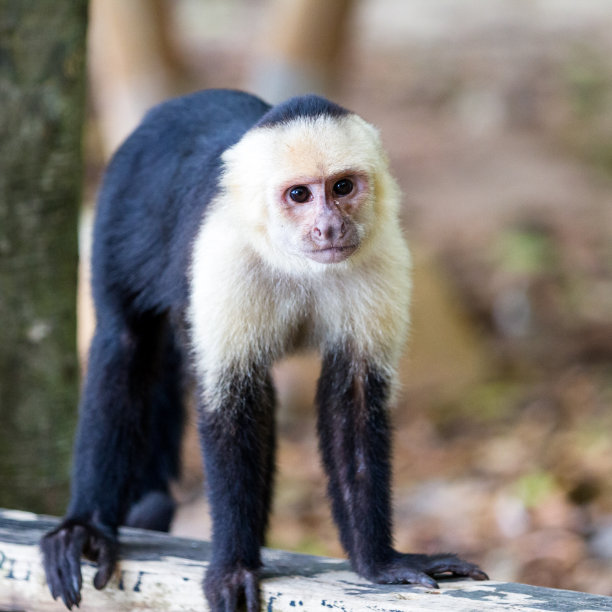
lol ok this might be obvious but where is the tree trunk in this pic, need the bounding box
[0,1,88,513]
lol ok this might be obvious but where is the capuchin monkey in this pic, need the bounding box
[41,89,487,611]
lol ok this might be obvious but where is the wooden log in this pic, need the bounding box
[1,509,611,611]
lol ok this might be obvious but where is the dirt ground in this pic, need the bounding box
[86,0,612,597]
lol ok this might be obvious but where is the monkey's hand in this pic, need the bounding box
[204,565,260,612]
[365,551,488,589]
[40,519,118,610]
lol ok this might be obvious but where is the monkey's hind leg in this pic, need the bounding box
[125,321,186,532]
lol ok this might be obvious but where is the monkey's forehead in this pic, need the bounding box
[222,114,385,184]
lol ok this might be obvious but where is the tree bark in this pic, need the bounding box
[0,1,88,513]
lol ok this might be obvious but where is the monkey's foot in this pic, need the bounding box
[365,552,488,589]
[204,565,260,612]
[41,519,118,609]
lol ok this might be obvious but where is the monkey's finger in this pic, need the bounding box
[56,561,80,608]
[93,539,117,590]
[469,568,489,581]
[56,532,82,609]
[58,586,77,611]
[372,561,440,589]
[64,527,88,605]
[93,562,115,590]
[413,572,440,589]
[385,567,440,589]
[41,535,65,603]
[221,584,238,612]
[55,561,77,609]
[244,571,260,612]
[425,554,487,580]
[42,530,80,609]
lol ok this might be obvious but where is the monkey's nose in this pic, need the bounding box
[312,218,345,244]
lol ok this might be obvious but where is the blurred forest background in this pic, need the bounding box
[2,0,612,598]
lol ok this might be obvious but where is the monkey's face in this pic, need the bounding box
[222,114,397,272]
[274,171,370,264]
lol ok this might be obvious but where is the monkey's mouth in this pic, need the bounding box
[306,243,358,264]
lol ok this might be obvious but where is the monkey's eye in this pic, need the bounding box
[332,178,354,197]
[288,186,311,203]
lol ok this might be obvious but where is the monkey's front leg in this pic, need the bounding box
[198,369,276,612]
[316,349,488,588]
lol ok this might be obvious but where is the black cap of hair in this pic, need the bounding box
[256,94,350,128]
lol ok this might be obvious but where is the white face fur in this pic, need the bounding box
[188,113,412,408]
[219,114,400,274]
